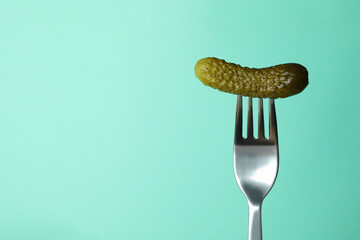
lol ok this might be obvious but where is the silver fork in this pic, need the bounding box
[233,96,279,240]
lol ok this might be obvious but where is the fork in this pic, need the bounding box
[233,96,279,240]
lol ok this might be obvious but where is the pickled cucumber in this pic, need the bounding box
[194,57,308,98]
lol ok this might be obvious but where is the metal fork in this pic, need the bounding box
[233,96,279,240]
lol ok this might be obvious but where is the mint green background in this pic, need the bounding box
[1,0,359,239]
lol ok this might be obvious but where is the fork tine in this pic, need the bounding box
[235,95,243,144]
[247,97,253,138]
[234,95,243,144]
[269,99,278,140]
[258,98,264,138]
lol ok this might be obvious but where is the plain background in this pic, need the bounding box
[1,0,360,239]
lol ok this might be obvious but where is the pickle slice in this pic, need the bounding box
[195,57,308,98]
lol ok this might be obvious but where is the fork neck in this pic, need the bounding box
[248,202,262,240]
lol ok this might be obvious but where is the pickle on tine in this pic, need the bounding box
[194,57,308,98]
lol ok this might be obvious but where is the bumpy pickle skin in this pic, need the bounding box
[194,57,308,98]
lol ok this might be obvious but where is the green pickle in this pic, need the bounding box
[195,57,308,98]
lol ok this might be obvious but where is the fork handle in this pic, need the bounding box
[248,203,262,240]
